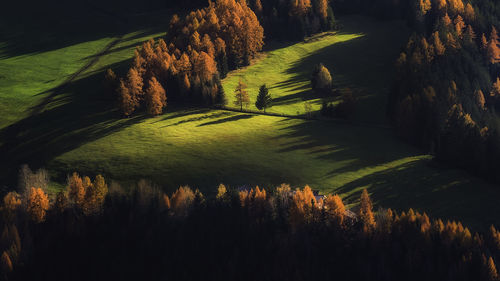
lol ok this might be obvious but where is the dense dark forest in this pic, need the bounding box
[2,174,500,281]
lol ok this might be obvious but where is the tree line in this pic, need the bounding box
[2,171,500,280]
[106,0,337,117]
[330,0,500,183]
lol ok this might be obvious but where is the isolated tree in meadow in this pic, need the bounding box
[26,187,49,223]
[234,80,250,111]
[255,84,273,112]
[145,77,167,116]
[359,189,375,232]
[311,63,332,94]
[118,79,136,117]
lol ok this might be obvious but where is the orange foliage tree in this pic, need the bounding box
[26,187,49,223]
[359,189,376,232]
[145,76,167,115]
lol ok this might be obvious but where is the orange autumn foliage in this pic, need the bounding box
[26,187,49,223]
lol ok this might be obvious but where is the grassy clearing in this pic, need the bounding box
[1,15,499,230]
[223,16,409,124]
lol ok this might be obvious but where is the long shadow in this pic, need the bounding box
[0,59,148,186]
[162,111,235,128]
[334,159,500,231]
[283,15,410,124]
[0,2,172,59]
[197,114,254,127]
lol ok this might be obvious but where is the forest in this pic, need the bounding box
[1,174,500,281]
[2,0,500,279]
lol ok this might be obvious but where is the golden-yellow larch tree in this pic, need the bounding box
[127,67,144,103]
[234,80,250,111]
[433,31,446,55]
[216,184,227,200]
[359,189,376,232]
[68,172,85,206]
[170,186,195,216]
[118,79,136,117]
[1,251,13,273]
[26,187,49,223]
[488,27,500,64]
[324,194,345,226]
[145,76,167,116]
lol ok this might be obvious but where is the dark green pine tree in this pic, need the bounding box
[255,84,273,112]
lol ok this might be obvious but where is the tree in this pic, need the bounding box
[118,79,136,117]
[255,84,273,112]
[127,67,144,103]
[68,172,85,206]
[170,186,195,216]
[26,187,49,223]
[311,63,333,94]
[1,251,13,274]
[234,80,250,111]
[433,31,446,56]
[487,27,500,64]
[3,192,21,212]
[145,77,167,116]
[324,194,345,226]
[475,89,486,110]
[216,184,227,200]
[359,189,375,232]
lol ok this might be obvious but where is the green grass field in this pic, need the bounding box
[1,14,499,230]
[223,16,409,124]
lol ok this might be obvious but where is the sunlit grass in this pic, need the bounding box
[223,16,409,124]
[2,15,499,230]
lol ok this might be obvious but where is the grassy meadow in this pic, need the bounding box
[1,13,499,230]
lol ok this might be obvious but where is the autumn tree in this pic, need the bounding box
[170,186,195,216]
[1,251,13,274]
[359,189,375,232]
[433,31,446,56]
[487,27,500,64]
[234,80,250,111]
[3,192,21,212]
[145,77,167,116]
[216,184,227,200]
[118,79,136,117]
[255,84,272,112]
[324,194,345,226]
[127,67,144,103]
[475,89,486,110]
[27,187,49,223]
[290,185,317,227]
[67,172,85,207]
[311,63,333,94]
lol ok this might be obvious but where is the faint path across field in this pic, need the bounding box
[214,105,393,130]
[29,3,129,116]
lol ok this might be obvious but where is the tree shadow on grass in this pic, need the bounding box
[162,111,235,128]
[273,117,500,230]
[283,16,410,124]
[0,60,148,186]
[197,114,254,127]
[334,159,500,231]
[0,2,171,59]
